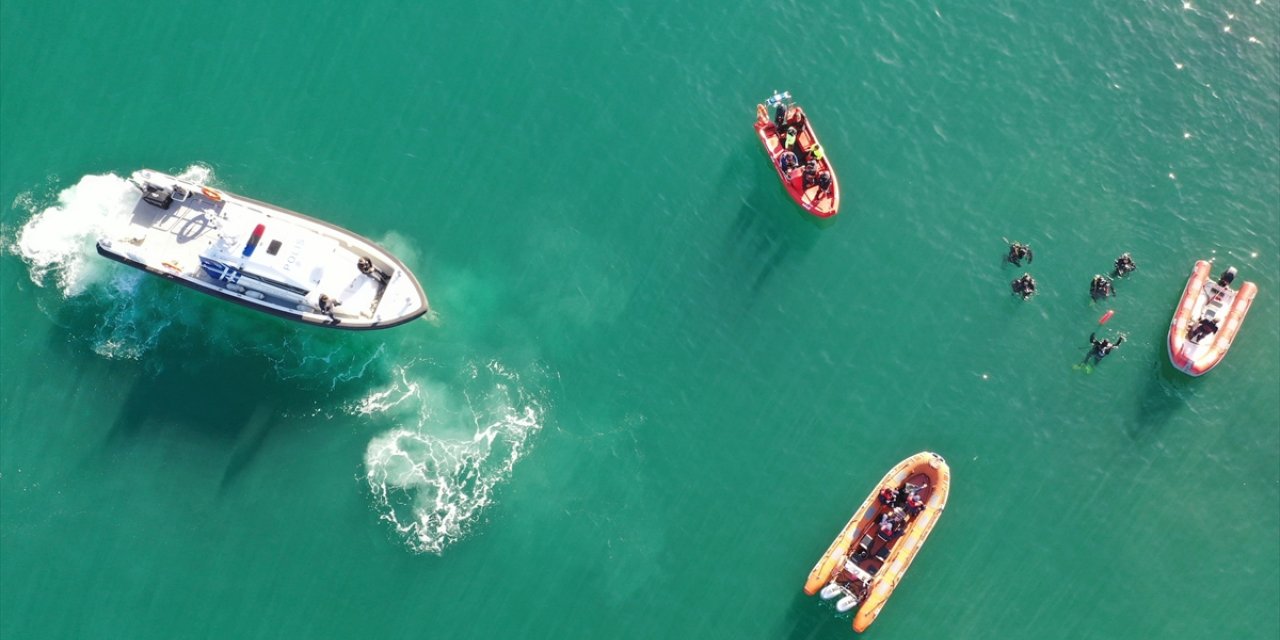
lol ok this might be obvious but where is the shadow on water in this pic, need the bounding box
[48,292,390,490]
[1127,357,1195,442]
[779,589,849,640]
[719,153,825,297]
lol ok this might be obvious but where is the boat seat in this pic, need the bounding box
[875,546,890,561]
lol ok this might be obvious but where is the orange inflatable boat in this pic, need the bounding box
[1168,260,1258,376]
[804,452,950,633]
[754,91,840,218]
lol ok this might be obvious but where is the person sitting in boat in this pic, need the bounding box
[878,487,897,507]
[1189,317,1219,341]
[1090,275,1115,299]
[317,293,341,317]
[806,143,824,163]
[1113,253,1137,277]
[1011,273,1036,299]
[802,160,818,188]
[773,103,788,131]
[358,256,388,284]
[878,511,898,538]
[778,150,799,173]
[816,170,833,196]
[783,127,798,152]
[904,491,925,516]
[1007,242,1033,265]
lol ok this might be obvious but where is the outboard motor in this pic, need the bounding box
[819,583,843,600]
[140,182,174,210]
[1217,267,1236,287]
[836,594,859,613]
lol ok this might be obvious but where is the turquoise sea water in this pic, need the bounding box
[2,1,1277,638]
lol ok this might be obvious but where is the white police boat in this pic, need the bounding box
[96,169,429,330]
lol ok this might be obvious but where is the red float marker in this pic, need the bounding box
[1099,309,1114,325]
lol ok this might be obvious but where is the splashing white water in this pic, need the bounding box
[360,360,547,555]
[9,167,211,296]
[6,167,214,359]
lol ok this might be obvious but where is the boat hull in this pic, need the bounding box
[754,104,840,218]
[803,451,950,633]
[96,169,429,331]
[1167,260,1257,375]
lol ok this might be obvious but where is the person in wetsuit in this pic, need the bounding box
[1114,253,1137,277]
[1012,273,1037,299]
[1086,332,1125,364]
[802,160,818,188]
[1090,274,1114,299]
[1007,242,1034,265]
[816,170,833,196]
[1189,317,1219,341]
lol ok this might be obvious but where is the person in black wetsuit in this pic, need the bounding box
[1113,253,1137,277]
[1012,273,1037,299]
[816,170,833,196]
[1007,242,1034,265]
[773,102,787,131]
[1090,274,1114,299]
[1189,317,1219,341]
[802,160,818,188]
[1085,332,1125,364]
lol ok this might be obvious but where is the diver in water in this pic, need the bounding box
[1090,274,1115,299]
[1113,253,1137,277]
[1011,273,1037,299]
[1006,242,1034,265]
[1085,332,1125,364]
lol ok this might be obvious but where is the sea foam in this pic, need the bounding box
[360,359,546,554]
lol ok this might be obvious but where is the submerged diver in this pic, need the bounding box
[1011,273,1037,299]
[1090,274,1115,299]
[1113,253,1137,277]
[1085,332,1125,365]
[1006,241,1034,266]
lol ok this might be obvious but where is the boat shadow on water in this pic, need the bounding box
[719,153,825,298]
[54,294,394,490]
[1127,358,1195,442]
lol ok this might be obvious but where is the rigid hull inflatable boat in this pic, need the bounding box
[754,92,840,218]
[1168,260,1257,376]
[97,169,428,330]
[804,451,950,633]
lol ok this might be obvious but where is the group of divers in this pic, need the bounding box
[1006,242,1140,366]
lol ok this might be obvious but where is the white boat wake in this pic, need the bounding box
[359,360,547,555]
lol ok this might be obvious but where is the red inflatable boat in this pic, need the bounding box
[754,92,840,218]
[1168,260,1258,376]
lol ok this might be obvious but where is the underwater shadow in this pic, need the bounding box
[720,158,824,298]
[1127,358,1194,442]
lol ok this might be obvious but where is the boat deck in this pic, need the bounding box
[108,188,390,322]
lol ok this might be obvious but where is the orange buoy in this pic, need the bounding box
[201,187,222,201]
[1099,310,1114,324]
